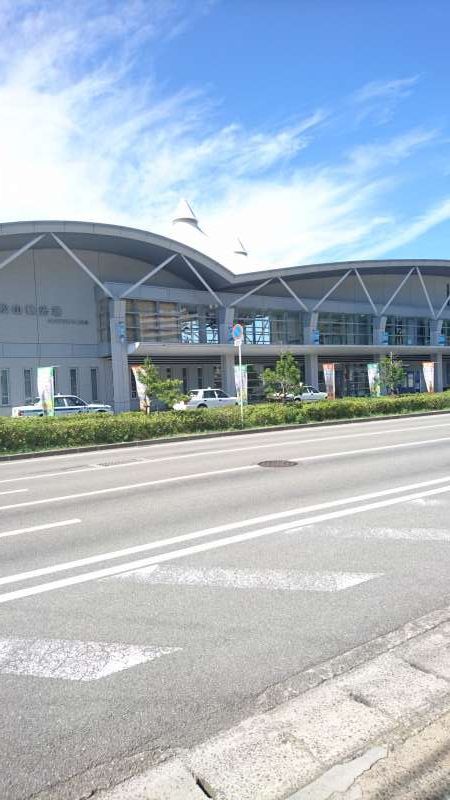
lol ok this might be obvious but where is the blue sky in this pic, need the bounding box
[0,0,449,269]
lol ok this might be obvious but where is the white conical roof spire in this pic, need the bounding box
[172,198,200,228]
[233,237,248,256]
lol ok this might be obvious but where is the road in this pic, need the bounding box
[1,413,450,799]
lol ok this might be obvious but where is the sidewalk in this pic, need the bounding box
[98,605,450,800]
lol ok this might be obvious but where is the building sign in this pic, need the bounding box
[311,329,320,344]
[0,302,88,325]
[438,334,446,346]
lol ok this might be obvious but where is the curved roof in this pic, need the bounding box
[0,220,449,292]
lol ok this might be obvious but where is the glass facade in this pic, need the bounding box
[235,309,303,345]
[441,320,450,346]
[385,316,431,346]
[318,313,373,345]
[125,300,219,343]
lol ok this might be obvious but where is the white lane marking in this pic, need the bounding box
[296,525,450,542]
[2,433,450,515]
[112,566,381,592]
[0,464,258,512]
[0,519,81,540]
[0,489,28,495]
[2,420,450,485]
[1,473,450,588]
[410,497,445,507]
[0,638,181,681]
[2,480,450,604]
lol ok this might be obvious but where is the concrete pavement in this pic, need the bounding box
[1,414,450,798]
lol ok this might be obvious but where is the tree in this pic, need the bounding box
[137,357,185,412]
[262,352,302,402]
[379,353,406,395]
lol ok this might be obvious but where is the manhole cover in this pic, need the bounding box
[258,459,298,468]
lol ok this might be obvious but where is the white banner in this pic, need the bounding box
[322,363,335,400]
[37,366,55,417]
[234,364,248,405]
[422,361,435,393]
[131,366,148,411]
[367,363,381,396]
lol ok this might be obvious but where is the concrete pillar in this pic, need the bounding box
[218,306,235,344]
[221,352,236,395]
[109,299,131,414]
[430,319,443,347]
[303,312,319,345]
[304,353,319,387]
[435,352,444,392]
[373,316,387,345]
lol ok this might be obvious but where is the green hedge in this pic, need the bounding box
[2,392,450,454]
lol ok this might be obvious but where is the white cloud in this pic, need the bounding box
[350,198,450,260]
[0,4,446,271]
[354,76,420,104]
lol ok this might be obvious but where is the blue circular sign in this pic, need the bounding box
[232,323,244,340]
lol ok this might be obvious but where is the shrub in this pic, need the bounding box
[1,391,450,454]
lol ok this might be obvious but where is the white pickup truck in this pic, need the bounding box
[12,394,113,417]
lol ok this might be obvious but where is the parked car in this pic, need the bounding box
[12,394,113,417]
[293,385,328,402]
[266,384,328,403]
[174,388,239,410]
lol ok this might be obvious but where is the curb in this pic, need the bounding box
[2,407,450,462]
[97,604,450,800]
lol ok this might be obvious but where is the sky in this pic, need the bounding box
[0,0,449,270]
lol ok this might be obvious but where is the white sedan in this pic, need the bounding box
[293,385,328,402]
[12,394,113,417]
[174,388,239,410]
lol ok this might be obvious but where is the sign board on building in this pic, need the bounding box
[311,329,320,345]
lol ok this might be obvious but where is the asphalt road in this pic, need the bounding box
[1,414,450,799]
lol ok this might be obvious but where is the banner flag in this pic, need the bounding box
[322,363,335,399]
[37,366,55,417]
[367,363,381,396]
[234,364,248,405]
[422,362,435,393]
[131,366,148,411]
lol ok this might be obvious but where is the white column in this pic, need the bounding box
[109,299,131,414]
[435,352,444,392]
[373,316,387,345]
[303,312,319,345]
[304,353,319,387]
[221,352,236,395]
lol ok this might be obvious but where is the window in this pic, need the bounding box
[182,368,188,393]
[197,367,203,389]
[67,396,85,407]
[213,365,222,388]
[24,369,32,402]
[0,370,9,405]
[54,397,66,408]
[236,309,303,345]
[90,368,98,402]
[130,370,137,399]
[318,313,373,345]
[216,390,228,398]
[166,367,172,379]
[204,390,216,399]
[385,316,431,346]
[70,368,78,396]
